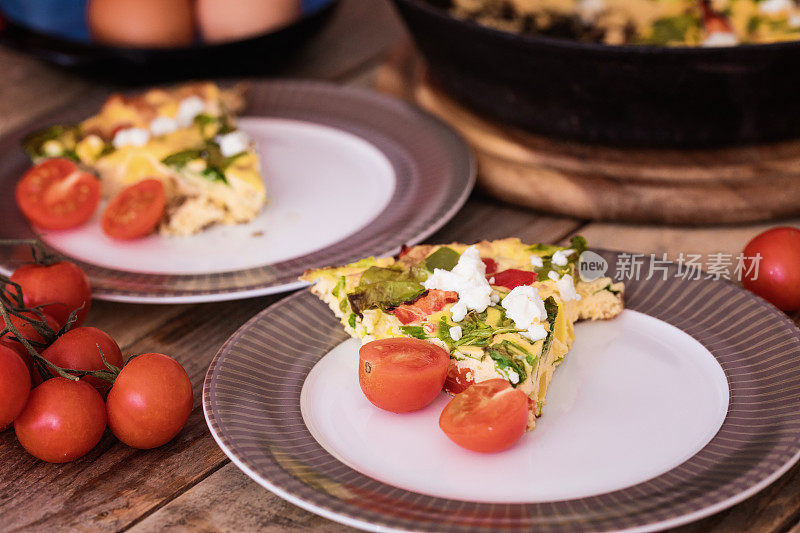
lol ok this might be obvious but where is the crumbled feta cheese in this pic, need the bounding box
[759,0,794,14]
[216,131,251,157]
[42,140,62,156]
[424,246,493,321]
[501,286,548,341]
[703,32,738,47]
[530,255,543,268]
[548,271,559,281]
[490,293,500,304]
[505,368,520,385]
[556,274,581,301]
[552,249,574,266]
[488,277,495,284]
[526,323,548,342]
[150,116,179,136]
[112,128,150,148]
[449,325,463,341]
[176,96,206,127]
[448,302,465,322]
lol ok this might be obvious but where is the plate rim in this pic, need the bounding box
[202,252,800,531]
[0,80,476,304]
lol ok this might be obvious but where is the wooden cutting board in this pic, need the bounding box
[376,46,800,225]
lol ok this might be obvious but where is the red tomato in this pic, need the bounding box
[11,260,92,328]
[106,353,193,449]
[439,379,528,453]
[490,269,537,290]
[14,377,107,462]
[481,257,498,275]
[1,310,60,386]
[15,158,100,230]
[42,327,123,393]
[443,363,474,395]
[742,227,800,312]
[101,179,166,240]
[392,290,459,325]
[0,345,31,430]
[358,338,449,413]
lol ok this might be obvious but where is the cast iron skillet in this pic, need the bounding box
[393,0,800,147]
[0,1,338,85]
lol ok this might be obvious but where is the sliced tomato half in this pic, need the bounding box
[101,178,166,240]
[489,269,537,290]
[15,158,101,230]
[392,290,458,325]
[439,378,529,453]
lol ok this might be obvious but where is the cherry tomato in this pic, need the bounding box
[439,379,528,453]
[42,327,123,393]
[490,269,537,290]
[1,310,59,386]
[0,345,31,430]
[101,179,166,240]
[15,377,107,462]
[15,158,100,230]
[392,290,458,325]
[11,260,92,327]
[742,227,800,312]
[106,353,193,449]
[443,363,474,395]
[358,338,449,413]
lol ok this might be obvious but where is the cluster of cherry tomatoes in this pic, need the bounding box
[0,254,192,463]
[359,338,528,453]
[15,158,167,240]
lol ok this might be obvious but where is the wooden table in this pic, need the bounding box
[2,1,800,531]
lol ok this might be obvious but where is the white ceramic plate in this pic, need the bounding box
[204,251,800,532]
[302,310,730,503]
[0,81,474,302]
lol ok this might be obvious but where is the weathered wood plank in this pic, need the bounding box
[0,47,91,137]
[128,464,351,533]
[569,219,800,259]
[429,194,584,245]
[0,294,285,532]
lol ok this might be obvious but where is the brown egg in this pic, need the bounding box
[196,0,302,44]
[88,0,195,48]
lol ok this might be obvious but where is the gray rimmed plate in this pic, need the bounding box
[0,81,474,303]
[203,250,800,532]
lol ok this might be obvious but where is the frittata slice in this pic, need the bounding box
[22,82,266,236]
[301,237,624,429]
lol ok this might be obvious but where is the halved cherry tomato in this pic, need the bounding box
[42,327,123,393]
[0,345,31,430]
[392,290,459,325]
[443,363,474,395]
[481,257,498,275]
[439,379,528,453]
[742,227,800,312]
[101,179,166,240]
[489,269,537,290]
[359,338,449,413]
[15,158,101,230]
[10,260,92,328]
[15,377,107,462]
